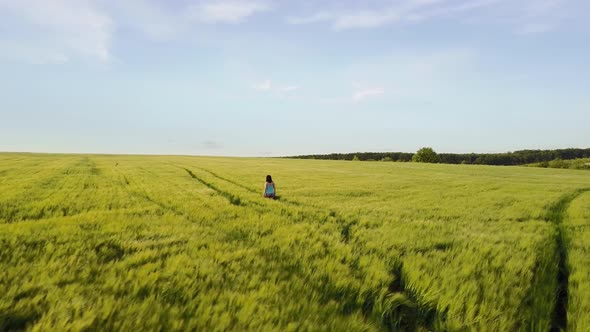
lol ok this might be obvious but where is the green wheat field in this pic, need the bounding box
[1,153,590,331]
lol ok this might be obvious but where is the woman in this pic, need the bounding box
[263,175,276,199]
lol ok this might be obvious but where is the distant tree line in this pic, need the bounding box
[287,152,414,162]
[286,148,590,166]
[531,157,590,170]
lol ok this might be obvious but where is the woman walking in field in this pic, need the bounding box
[263,175,276,199]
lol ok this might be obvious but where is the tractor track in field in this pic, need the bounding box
[193,167,303,207]
[183,166,357,239]
[179,167,327,241]
[182,166,378,259]
[194,166,306,207]
[111,164,207,224]
[182,165,441,330]
[547,187,590,332]
[196,168,258,194]
[183,168,246,206]
[130,190,198,221]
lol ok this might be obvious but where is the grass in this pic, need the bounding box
[1,153,590,331]
[564,191,590,332]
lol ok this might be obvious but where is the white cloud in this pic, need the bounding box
[288,10,395,30]
[352,88,384,103]
[524,0,564,18]
[287,0,570,34]
[286,12,332,25]
[254,79,273,91]
[111,0,183,40]
[288,9,402,30]
[519,23,553,34]
[114,0,273,41]
[110,0,272,41]
[517,0,566,35]
[333,11,400,30]
[287,0,497,30]
[341,48,475,103]
[190,1,270,24]
[0,0,273,64]
[253,80,299,93]
[0,0,113,63]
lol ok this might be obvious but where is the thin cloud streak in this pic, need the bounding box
[519,23,553,34]
[189,1,271,24]
[287,0,499,30]
[253,80,299,93]
[286,0,571,34]
[352,88,384,103]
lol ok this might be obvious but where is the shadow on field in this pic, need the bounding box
[264,195,281,201]
[0,307,41,331]
[94,240,127,263]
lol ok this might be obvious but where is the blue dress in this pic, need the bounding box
[265,183,275,195]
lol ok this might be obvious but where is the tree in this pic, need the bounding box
[412,147,440,163]
[352,155,360,161]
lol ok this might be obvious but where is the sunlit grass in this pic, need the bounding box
[1,153,589,331]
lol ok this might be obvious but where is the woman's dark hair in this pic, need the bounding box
[266,175,272,183]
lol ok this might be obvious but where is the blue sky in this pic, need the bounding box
[1,0,589,156]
